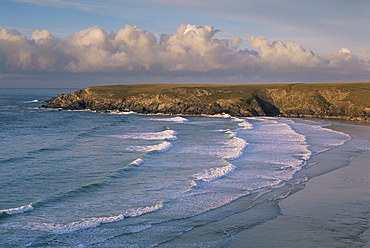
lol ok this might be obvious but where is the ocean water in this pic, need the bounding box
[0,89,368,247]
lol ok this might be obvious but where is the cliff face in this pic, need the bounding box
[41,83,370,121]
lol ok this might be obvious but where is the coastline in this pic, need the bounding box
[41,83,370,122]
[229,120,370,247]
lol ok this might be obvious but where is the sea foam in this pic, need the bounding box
[24,99,39,103]
[232,117,253,130]
[194,162,236,183]
[124,202,163,217]
[223,136,248,160]
[0,203,34,215]
[126,141,173,153]
[148,116,189,122]
[114,129,178,141]
[49,203,163,234]
[49,214,126,234]
[130,158,144,166]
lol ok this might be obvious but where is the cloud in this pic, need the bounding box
[248,36,323,70]
[1,24,370,82]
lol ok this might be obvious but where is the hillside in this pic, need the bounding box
[41,82,370,121]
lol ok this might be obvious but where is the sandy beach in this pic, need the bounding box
[229,120,370,248]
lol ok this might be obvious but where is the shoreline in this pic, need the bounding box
[229,120,370,247]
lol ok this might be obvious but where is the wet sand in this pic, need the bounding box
[229,120,370,248]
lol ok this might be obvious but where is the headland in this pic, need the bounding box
[41,82,370,122]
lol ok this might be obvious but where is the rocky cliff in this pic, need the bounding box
[41,83,370,121]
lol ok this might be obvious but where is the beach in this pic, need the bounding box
[229,120,370,248]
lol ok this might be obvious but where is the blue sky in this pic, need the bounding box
[1,0,370,87]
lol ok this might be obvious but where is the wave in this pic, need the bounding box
[232,117,253,130]
[24,99,39,103]
[126,141,173,153]
[33,182,106,208]
[48,203,163,234]
[0,203,34,215]
[108,110,137,115]
[148,116,189,122]
[208,113,232,118]
[224,136,248,161]
[282,118,351,155]
[51,214,126,234]
[130,158,144,166]
[181,135,248,161]
[194,162,236,183]
[124,202,163,217]
[113,129,178,141]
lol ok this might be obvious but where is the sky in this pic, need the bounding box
[1,0,370,88]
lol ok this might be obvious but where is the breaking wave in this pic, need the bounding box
[113,129,178,141]
[224,136,248,160]
[194,162,236,183]
[148,116,189,122]
[32,203,163,235]
[130,158,144,166]
[126,141,173,153]
[24,99,39,103]
[232,117,253,130]
[0,203,34,215]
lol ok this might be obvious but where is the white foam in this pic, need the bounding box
[224,136,248,160]
[1,203,34,215]
[108,110,137,115]
[194,162,236,183]
[181,136,248,161]
[230,117,253,130]
[203,113,232,118]
[48,203,162,234]
[124,202,163,217]
[238,121,253,130]
[51,214,126,234]
[126,141,173,153]
[25,99,39,103]
[148,116,189,122]
[130,158,144,166]
[280,118,351,154]
[114,130,178,141]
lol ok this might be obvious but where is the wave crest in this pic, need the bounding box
[48,203,163,234]
[148,116,189,122]
[126,141,173,153]
[0,203,34,215]
[194,162,236,183]
[224,136,248,160]
[124,202,163,217]
[130,158,144,166]
[113,129,178,141]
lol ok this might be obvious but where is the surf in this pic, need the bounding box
[0,203,34,216]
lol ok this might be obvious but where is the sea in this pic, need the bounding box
[1,88,369,247]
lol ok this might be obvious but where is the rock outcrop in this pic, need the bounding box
[41,83,370,122]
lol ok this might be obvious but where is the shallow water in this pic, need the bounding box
[0,89,368,247]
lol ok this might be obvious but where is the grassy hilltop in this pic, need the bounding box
[43,82,370,121]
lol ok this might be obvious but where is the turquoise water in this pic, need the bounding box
[0,89,367,247]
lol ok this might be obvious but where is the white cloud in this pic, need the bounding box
[339,48,352,54]
[31,29,52,44]
[1,24,370,82]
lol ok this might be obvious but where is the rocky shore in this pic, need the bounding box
[41,83,370,122]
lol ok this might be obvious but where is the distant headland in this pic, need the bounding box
[41,82,370,122]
